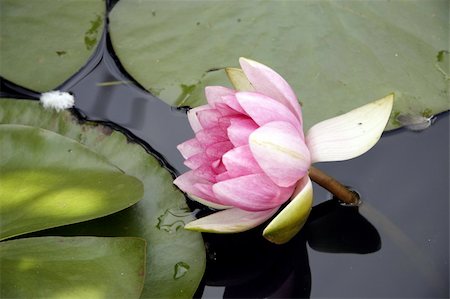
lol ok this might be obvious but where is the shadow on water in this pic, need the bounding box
[0,0,448,296]
[198,199,381,299]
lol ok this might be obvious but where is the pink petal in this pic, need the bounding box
[219,114,248,129]
[218,116,232,130]
[212,173,295,211]
[187,105,210,133]
[215,171,232,182]
[239,57,303,123]
[184,207,278,233]
[177,138,203,159]
[205,86,236,107]
[227,117,259,147]
[194,182,216,198]
[173,171,216,202]
[222,145,262,178]
[215,103,241,117]
[211,159,227,174]
[196,108,222,129]
[184,153,210,170]
[235,91,302,134]
[249,121,310,188]
[195,127,228,146]
[222,94,246,114]
[192,183,228,208]
[193,164,217,182]
[205,141,234,159]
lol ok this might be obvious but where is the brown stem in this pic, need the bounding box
[309,166,359,204]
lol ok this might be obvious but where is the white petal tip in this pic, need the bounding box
[239,57,267,71]
[183,208,278,233]
[40,91,74,112]
[238,57,251,63]
[374,93,394,109]
[306,93,394,163]
[239,57,259,66]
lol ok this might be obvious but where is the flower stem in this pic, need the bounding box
[308,166,359,204]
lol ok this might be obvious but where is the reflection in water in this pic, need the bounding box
[360,202,446,292]
[200,199,381,298]
[307,200,381,254]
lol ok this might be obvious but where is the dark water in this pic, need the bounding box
[1,2,448,297]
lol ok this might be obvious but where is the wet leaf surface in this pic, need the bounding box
[0,124,144,240]
[109,0,449,130]
[0,236,146,299]
[0,0,105,92]
[0,99,206,298]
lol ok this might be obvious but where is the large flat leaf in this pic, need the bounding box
[0,124,144,240]
[109,0,449,130]
[0,237,146,299]
[0,0,105,91]
[0,99,205,298]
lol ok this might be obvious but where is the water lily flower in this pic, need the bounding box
[174,58,393,244]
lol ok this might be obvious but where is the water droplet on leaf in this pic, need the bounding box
[156,208,195,233]
[173,262,190,280]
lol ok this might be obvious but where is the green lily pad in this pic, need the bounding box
[0,99,205,298]
[0,0,105,91]
[109,0,449,130]
[0,236,146,299]
[0,124,144,241]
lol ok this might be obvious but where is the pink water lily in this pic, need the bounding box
[174,58,393,244]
